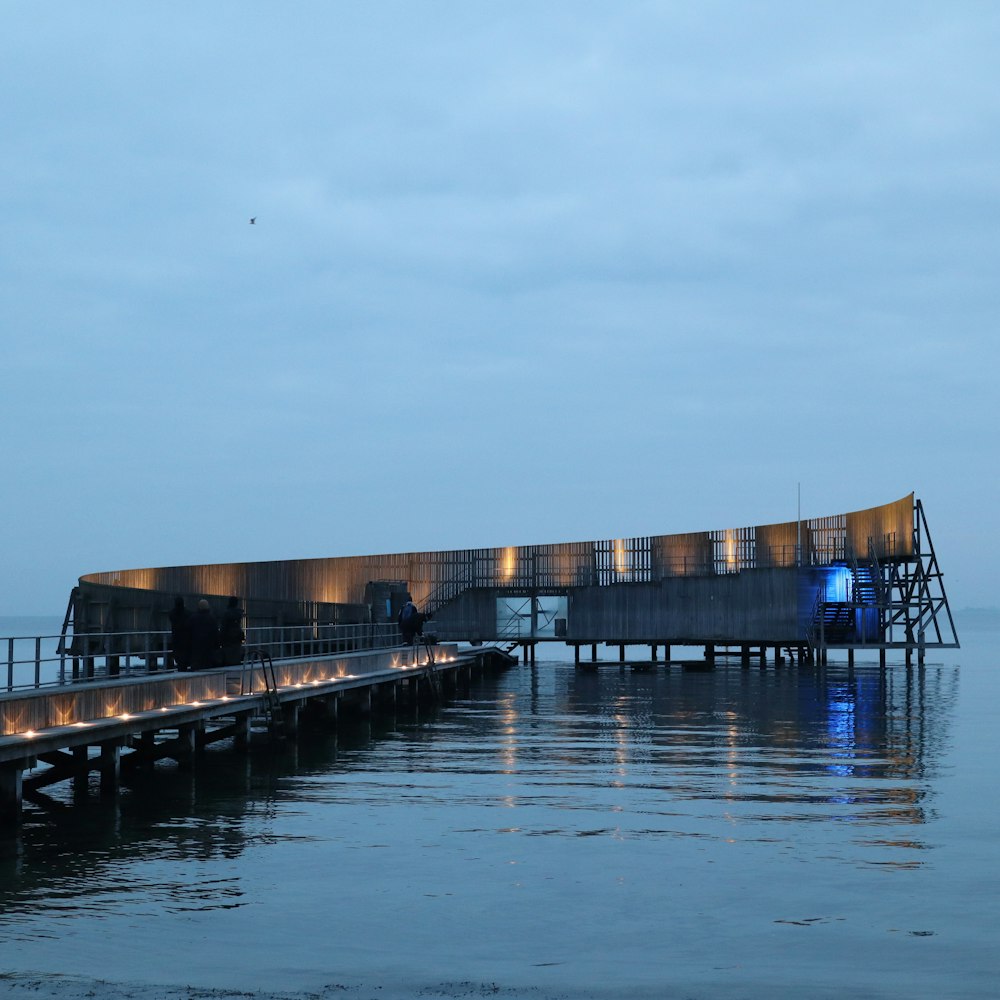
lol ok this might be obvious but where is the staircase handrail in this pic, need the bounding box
[866,538,887,605]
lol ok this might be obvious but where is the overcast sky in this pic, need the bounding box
[2,2,998,615]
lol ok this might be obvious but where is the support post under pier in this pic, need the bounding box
[0,762,25,824]
[99,741,120,799]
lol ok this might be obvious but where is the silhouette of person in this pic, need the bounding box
[220,596,245,666]
[398,600,428,646]
[168,596,192,671]
[189,599,220,670]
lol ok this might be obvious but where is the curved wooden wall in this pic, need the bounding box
[79,494,915,609]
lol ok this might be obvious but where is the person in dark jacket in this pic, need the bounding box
[189,599,220,670]
[398,600,428,646]
[220,596,245,666]
[168,596,192,671]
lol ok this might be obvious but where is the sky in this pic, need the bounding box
[2,1,999,615]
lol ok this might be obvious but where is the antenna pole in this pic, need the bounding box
[797,483,801,567]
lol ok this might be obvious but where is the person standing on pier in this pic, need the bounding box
[169,596,192,671]
[398,600,429,646]
[220,596,245,666]
[189,599,220,669]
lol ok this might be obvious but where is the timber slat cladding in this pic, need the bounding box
[72,496,917,647]
[80,495,914,607]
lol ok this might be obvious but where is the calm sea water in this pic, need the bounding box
[0,613,997,999]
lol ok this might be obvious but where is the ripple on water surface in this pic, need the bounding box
[0,657,986,998]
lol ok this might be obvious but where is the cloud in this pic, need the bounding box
[1,2,998,611]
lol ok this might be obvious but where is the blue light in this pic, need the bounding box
[822,564,853,602]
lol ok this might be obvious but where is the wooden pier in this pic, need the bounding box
[0,643,514,827]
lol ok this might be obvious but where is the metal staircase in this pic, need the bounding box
[810,499,958,655]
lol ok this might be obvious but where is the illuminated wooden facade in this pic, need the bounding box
[71,493,957,654]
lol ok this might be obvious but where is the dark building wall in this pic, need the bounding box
[429,568,812,645]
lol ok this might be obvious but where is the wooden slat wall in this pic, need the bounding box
[78,496,916,624]
[756,522,798,568]
[556,569,802,644]
[847,493,914,560]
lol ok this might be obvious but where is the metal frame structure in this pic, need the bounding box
[813,498,958,657]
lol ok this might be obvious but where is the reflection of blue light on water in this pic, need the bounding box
[826,687,857,776]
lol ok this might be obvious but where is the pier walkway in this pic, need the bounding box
[0,642,513,827]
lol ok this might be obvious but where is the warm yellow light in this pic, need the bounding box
[725,530,737,568]
[190,701,201,707]
[24,730,36,738]
[614,538,628,574]
[119,713,131,720]
[72,722,90,728]
[501,547,516,580]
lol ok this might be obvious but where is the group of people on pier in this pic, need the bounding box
[168,596,244,671]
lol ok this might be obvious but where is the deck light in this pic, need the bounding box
[23,730,36,738]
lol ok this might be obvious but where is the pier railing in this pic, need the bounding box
[2,622,404,692]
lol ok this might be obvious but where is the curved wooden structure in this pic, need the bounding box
[70,493,957,659]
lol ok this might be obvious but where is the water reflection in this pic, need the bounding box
[561,663,955,831]
[0,661,958,935]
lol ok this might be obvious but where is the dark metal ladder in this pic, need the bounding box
[243,647,284,738]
